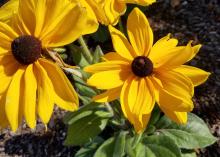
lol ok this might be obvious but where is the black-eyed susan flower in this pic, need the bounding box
[84,8,210,133]
[0,0,18,23]
[79,0,156,25]
[0,0,98,131]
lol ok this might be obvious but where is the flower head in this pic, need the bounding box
[81,0,156,25]
[84,8,210,133]
[0,0,98,131]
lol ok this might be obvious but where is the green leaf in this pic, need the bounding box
[181,153,197,157]
[71,73,97,98]
[142,135,181,157]
[75,137,104,157]
[68,44,89,67]
[93,45,104,63]
[156,113,217,149]
[94,132,127,157]
[63,103,101,124]
[181,150,197,157]
[134,136,180,157]
[75,82,97,97]
[65,110,110,146]
[78,95,92,105]
[64,103,112,146]
[94,137,115,157]
[148,105,161,126]
[113,131,127,157]
[135,143,156,157]
[125,136,136,157]
[145,125,156,135]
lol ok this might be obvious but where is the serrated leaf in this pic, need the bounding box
[142,135,181,157]
[93,45,104,63]
[68,44,89,67]
[64,110,110,146]
[156,113,217,149]
[78,95,92,105]
[75,82,97,97]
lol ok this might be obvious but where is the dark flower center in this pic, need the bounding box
[11,35,42,65]
[131,56,153,77]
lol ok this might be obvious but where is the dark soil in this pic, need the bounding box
[0,0,219,156]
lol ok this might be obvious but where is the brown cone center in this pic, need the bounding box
[11,35,42,65]
[131,56,153,77]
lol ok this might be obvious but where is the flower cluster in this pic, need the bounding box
[0,0,209,135]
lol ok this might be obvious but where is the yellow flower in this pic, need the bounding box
[0,0,18,23]
[84,8,210,133]
[80,0,156,25]
[0,0,98,131]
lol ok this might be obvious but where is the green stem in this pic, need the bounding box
[132,132,143,149]
[78,36,93,64]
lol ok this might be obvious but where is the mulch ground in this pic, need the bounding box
[0,0,219,156]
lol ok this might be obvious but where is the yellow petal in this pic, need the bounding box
[84,60,130,73]
[74,0,98,26]
[160,105,187,124]
[0,95,9,129]
[83,0,109,25]
[0,55,19,94]
[23,64,37,129]
[34,0,47,37]
[157,70,194,112]
[120,76,153,133]
[102,52,129,62]
[188,44,202,61]
[149,34,178,61]
[87,69,130,89]
[39,58,78,111]
[93,86,122,102]
[148,76,163,101]
[12,0,35,35]
[34,62,54,124]
[174,65,210,86]
[127,7,153,56]
[0,22,18,50]
[134,113,151,133]
[104,0,126,25]
[130,78,154,115]
[5,68,24,132]
[120,75,135,123]
[150,42,194,69]
[0,0,19,23]
[41,0,98,47]
[109,25,136,60]
[124,0,156,6]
